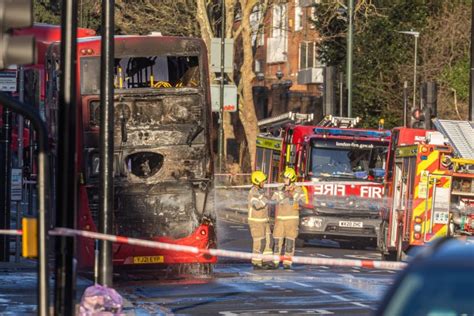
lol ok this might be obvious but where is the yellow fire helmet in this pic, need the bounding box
[283,167,297,183]
[251,170,267,186]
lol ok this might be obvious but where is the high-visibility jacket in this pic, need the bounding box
[248,186,269,222]
[272,184,306,220]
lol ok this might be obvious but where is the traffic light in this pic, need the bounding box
[411,82,438,130]
[0,0,36,70]
[411,108,425,129]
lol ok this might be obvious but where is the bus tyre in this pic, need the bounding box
[295,238,306,248]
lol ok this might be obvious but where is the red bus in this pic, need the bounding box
[45,34,217,272]
[1,24,96,184]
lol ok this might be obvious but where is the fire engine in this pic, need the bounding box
[256,113,391,247]
[380,124,474,261]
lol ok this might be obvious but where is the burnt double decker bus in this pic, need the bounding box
[45,35,216,272]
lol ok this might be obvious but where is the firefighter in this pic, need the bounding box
[248,170,273,269]
[272,167,306,269]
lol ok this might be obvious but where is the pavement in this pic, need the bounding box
[0,258,136,315]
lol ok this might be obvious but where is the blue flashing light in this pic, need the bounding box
[421,155,428,160]
[313,128,391,139]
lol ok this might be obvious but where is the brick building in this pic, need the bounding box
[251,0,324,120]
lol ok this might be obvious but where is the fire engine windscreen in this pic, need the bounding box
[80,55,200,94]
[310,139,387,181]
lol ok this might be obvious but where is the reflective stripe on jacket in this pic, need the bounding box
[272,184,305,220]
[248,186,269,221]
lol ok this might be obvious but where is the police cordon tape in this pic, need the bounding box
[0,227,407,270]
[0,229,22,236]
[215,181,383,190]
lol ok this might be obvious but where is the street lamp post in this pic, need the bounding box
[399,30,420,111]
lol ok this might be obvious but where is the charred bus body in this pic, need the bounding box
[45,35,216,270]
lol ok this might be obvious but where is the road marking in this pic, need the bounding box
[315,289,330,295]
[331,294,349,302]
[338,274,354,278]
[319,266,329,269]
[237,228,248,231]
[230,225,245,229]
[316,253,332,258]
[352,302,370,308]
[243,272,257,276]
[291,281,312,288]
[314,310,334,315]
[351,269,360,273]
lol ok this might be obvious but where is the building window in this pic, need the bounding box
[295,0,303,32]
[267,3,288,63]
[250,4,264,47]
[272,3,287,38]
[299,41,319,69]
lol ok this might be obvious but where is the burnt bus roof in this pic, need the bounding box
[48,35,207,57]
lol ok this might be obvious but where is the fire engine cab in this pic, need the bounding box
[381,123,474,261]
[256,113,391,247]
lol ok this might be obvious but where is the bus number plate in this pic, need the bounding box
[339,221,363,228]
[133,256,164,264]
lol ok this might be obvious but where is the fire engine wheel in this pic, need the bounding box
[295,238,306,248]
[379,221,397,261]
[396,229,406,261]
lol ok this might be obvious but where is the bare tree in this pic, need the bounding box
[115,0,200,36]
[197,0,271,170]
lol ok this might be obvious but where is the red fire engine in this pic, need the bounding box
[381,126,474,260]
[256,113,391,247]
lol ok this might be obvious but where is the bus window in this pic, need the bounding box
[80,55,200,94]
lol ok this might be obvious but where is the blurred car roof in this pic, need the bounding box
[376,238,474,316]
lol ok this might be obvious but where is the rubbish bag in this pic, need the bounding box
[79,284,123,315]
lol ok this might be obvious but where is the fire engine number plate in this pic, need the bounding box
[339,221,363,228]
[133,256,164,264]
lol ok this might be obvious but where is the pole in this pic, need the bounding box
[98,0,115,287]
[15,66,25,263]
[413,34,418,111]
[54,0,78,314]
[0,106,12,262]
[218,0,226,172]
[339,72,344,116]
[403,81,408,127]
[0,92,51,316]
[346,0,354,118]
[27,120,33,216]
[469,1,474,120]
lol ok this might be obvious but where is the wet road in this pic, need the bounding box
[116,216,397,315]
